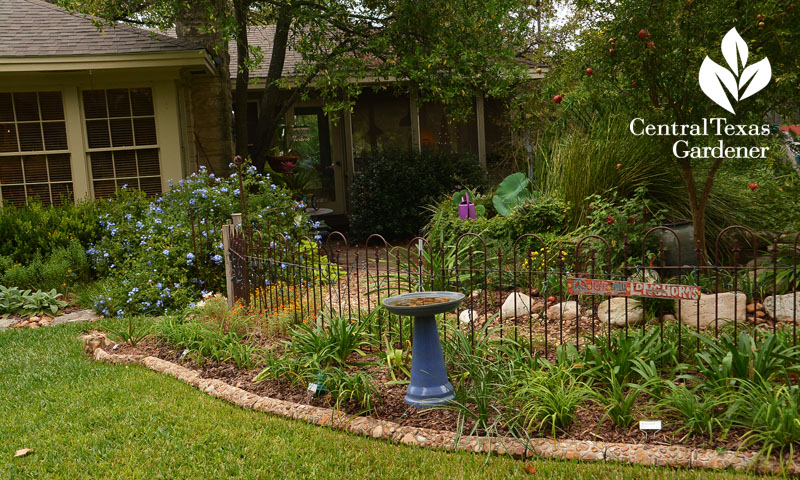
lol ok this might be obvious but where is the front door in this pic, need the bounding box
[291,106,346,213]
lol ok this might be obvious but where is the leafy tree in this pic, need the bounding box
[531,0,800,258]
[56,0,549,172]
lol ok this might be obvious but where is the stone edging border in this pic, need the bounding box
[85,337,798,476]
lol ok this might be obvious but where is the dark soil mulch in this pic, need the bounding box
[115,336,757,453]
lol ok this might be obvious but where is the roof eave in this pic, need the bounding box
[0,50,213,74]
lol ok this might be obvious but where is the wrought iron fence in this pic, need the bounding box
[224,220,799,363]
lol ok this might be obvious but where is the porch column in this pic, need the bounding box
[476,93,486,169]
[410,89,421,153]
[62,86,91,202]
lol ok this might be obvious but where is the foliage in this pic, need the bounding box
[254,348,310,386]
[593,372,648,428]
[659,383,733,443]
[105,316,152,346]
[325,368,380,414]
[492,173,532,217]
[157,312,258,369]
[349,150,488,241]
[505,364,591,437]
[288,311,371,367]
[538,0,800,253]
[688,331,800,388]
[0,286,67,317]
[382,335,411,384]
[85,164,311,317]
[580,186,664,270]
[0,199,102,265]
[0,240,90,293]
[737,379,800,461]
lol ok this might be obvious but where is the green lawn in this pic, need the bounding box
[0,322,766,479]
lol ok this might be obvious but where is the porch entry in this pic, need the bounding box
[291,106,346,214]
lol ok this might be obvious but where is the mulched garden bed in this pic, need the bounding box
[114,334,755,453]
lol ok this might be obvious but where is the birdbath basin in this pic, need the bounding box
[382,291,464,407]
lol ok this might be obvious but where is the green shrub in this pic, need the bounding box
[349,150,488,241]
[0,199,102,265]
[0,240,89,292]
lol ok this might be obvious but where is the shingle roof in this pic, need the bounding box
[0,0,202,57]
[228,26,303,79]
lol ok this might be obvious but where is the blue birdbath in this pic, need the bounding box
[382,291,464,407]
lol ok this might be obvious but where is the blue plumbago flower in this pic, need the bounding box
[121,184,128,189]
[116,309,124,317]
[199,165,207,171]
[142,301,151,307]
[155,283,162,289]
[139,240,147,246]
[233,189,240,196]
[189,198,196,206]
[128,287,139,296]
[86,247,96,255]
[162,249,169,256]
[270,184,277,190]
[211,254,223,264]
[154,218,162,224]
[156,300,163,308]
[217,242,224,249]
[135,221,144,229]
[110,264,115,269]
[220,186,228,193]
[124,213,132,221]
[173,283,180,288]
[314,234,322,241]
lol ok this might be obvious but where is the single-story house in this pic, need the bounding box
[0,0,224,207]
[0,0,545,215]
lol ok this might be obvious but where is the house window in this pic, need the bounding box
[82,88,161,198]
[0,91,73,207]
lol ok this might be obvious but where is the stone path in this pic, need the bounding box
[0,309,99,331]
[83,333,800,476]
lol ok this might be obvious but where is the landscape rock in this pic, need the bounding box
[501,292,534,318]
[0,318,15,331]
[459,309,477,325]
[546,302,580,322]
[51,309,99,326]
[628,269,659,284]
[763,293,800,322]
[676,291,747,329]
[596,297,644,327]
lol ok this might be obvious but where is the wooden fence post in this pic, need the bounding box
[224,214,243,308]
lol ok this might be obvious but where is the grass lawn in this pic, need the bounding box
[0,321,767,479]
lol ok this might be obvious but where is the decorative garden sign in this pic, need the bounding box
[567,278,701,300]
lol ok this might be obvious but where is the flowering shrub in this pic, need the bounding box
[86,163,313,317]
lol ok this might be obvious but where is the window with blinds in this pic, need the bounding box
[0,91,73,207]
[83,88,162,198]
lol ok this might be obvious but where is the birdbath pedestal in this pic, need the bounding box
[382,291,464,407]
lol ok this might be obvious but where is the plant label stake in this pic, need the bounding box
[639,420,662,441]
[458,193,476,221]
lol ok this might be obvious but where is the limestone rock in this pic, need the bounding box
[596,297,644,327]
[676,291,747,328]
[501,292,534,318]
[763,293,800,322]
[546,302,580,322]
[459,309,478,324]
[629,269,659,284]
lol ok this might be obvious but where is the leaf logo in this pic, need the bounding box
[698,27,771,114]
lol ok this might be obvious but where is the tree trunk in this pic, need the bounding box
[252,9,293,172]
[233,0,251,157]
